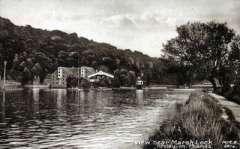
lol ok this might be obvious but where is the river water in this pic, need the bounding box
[0,89,190,149]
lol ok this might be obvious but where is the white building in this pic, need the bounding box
[45,66,95,88]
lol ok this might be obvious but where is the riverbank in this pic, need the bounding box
[144,91,240,149]
[209,93,240,122]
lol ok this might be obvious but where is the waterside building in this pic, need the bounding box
[44,66,95,88]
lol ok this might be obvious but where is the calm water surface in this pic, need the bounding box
[0,89,190,149]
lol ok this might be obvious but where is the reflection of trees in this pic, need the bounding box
[112,91,143,105]
[96,91,110,110]
[0,91,5,121]
[0,90,33,121]
[67,90,114,115]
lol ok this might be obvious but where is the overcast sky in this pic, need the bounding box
[0,0,240,57]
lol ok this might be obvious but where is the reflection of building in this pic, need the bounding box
[44,66,95,88]
[32,88,39,114]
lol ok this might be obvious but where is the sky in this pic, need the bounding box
[0,0,240,57]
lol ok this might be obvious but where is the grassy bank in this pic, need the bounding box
[144,91,240,149]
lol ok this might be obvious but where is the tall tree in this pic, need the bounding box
[163,22,235,91]
[230,35,240,72]
[230,35,240,87]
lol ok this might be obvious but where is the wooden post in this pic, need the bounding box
[78,68,80,87]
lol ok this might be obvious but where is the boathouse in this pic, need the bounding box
[88,71,114,86]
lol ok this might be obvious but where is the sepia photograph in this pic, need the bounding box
[0,0,240,148]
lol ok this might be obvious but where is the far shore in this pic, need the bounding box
[0,84,213,92]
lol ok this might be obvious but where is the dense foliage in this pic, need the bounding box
[162,21,240,103]
[0,17,166,85]
[163,22,239,91]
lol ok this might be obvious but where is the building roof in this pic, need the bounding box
[88,71,114,79]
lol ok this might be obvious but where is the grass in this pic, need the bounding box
[144,91,240,149]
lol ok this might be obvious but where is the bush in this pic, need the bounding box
[228,84,240,104]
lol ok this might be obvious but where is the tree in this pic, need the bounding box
[163,22,235,92]
[230,35,240,74]
[128,71,136,86]
[0,16,162,85]
[228,35,240,101]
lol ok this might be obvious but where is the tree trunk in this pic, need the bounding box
[222,82,232,97]
[187,81,192,88]
[209,76,219,93]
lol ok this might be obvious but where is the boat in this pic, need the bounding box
[136,77,144,90]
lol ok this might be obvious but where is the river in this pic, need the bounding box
[0,89,191,149]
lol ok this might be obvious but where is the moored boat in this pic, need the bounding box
[136,77,144,90]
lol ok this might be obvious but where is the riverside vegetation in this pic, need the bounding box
[144,91,240,149]
[0,17,169,87]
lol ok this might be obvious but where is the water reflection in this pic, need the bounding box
[0,91,5,121]
[136,90,144,106]
[0,89,190,149]
[86,90,96,114]
[33,88,39,114]
[57,89,66,109]
[79,91,86,114]
[95,91,109,110]
[55,89,67,120]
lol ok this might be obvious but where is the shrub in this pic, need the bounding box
[144,91,240,149]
